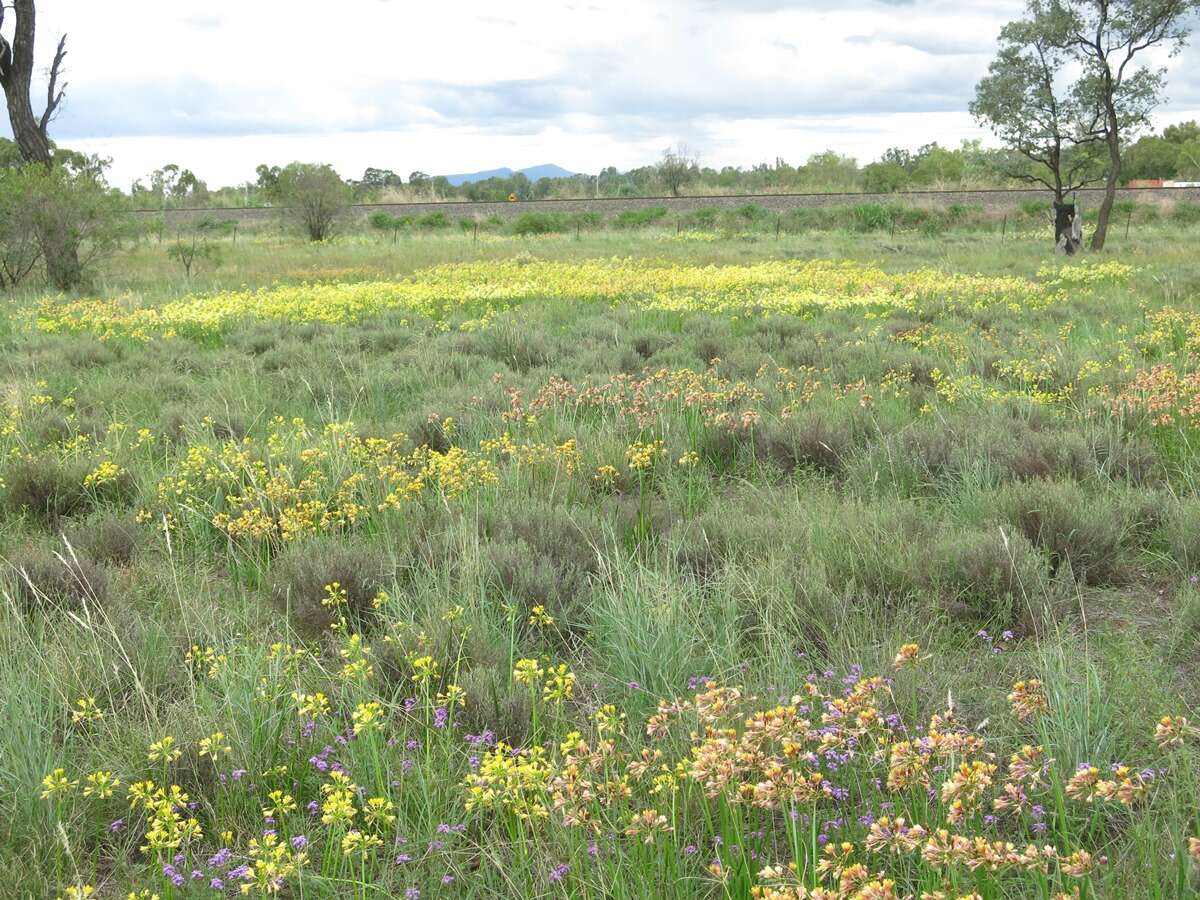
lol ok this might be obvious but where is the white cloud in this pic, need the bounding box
[5,0,1198,187]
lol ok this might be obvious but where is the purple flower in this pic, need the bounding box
[587,843,599,859]
[307,800,320,815]
[428,840,445,851]
[441,874,455,885]
[549,863,570,882]
[405,889,420,900]
[394,854,412,865]
[210,878,225,890]
[232,768,247,781]
[229,865,250,879]
[291,835,308,851]
[191,870,204,881]
[209,848,232,868]
[437,823,451,834]
[109,819,124,832]
[406,739,420,751]
[627,681,640,690]
[434,707,448,729]
[684,845,698,855]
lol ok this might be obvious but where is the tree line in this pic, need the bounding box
[3,0,1199,287]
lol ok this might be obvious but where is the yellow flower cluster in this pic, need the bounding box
[29,259,1076,340]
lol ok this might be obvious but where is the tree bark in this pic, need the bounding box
[1091,102,1120,252]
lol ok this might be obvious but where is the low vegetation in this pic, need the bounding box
[1,222,1200,898]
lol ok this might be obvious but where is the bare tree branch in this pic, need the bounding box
[39,32,66,131]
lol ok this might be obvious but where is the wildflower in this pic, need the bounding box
[292,691,331,719]
[529,605,555,627]
[82,771,121,800]
[59,888,95,900]
[1007,680,1049,721]
[1154,715,1199,750]
[892,643,924,670]
[624,808,673,843]
[262,790,297,819]
[40,768,78,800]
[513,658,544,685]
[409,655,440,683]
[1061,849,1105,878]
[71,696,104,724]
[342,830,384,858]
[352,701,384,735]
[198,731,232,758]
[363,796,396,830]
[148,736,182,764]
[1189,837,1200,863]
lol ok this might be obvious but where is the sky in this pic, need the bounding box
[5,0,1200,189]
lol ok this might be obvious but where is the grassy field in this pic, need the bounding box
[3,223,1200,898]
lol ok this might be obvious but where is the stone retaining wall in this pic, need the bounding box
[138,187,1200,227]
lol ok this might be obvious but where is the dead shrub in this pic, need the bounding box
[66,513,144,567]
[7,546,111,614]
[1001,480,1140,586]
[480,501,604,623]
[2,456,93,525]
[925,527,1048,622]
[754,411,857,475]
[269,539,389,635]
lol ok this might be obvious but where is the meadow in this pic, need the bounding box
[3,217,1200,899]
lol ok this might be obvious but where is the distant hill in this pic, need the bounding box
[444,164,577,186]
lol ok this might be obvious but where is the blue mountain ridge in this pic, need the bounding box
[443,164,578,186]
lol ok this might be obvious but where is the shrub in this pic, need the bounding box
[1000,480,1142,586]
[753,411,858,475]
[480,501,604,623]
[1020,199,1052,217]
[611,207,668,229]
[269,539,389,634]
[7,546,110,614]
[511,212,570,236]
[1169,201,1200,225]
[66,513,143,566]
[849,203,894,232]
[416,212,451,230]
[272,163,351,242]
[2,455,94,525]
[926,527,1048,623]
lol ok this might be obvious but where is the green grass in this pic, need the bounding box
[2,224,1200,898]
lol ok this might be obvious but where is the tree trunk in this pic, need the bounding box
[1091,106,1121,252]
[4,87,53,166]
[1,0,82,288]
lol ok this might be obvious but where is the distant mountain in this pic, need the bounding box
[444,164,577,186]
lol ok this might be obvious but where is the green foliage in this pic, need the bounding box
[166,236,222,277]
[1170,201,1200,225]
[611,206,668,229]
[273,162,352,241]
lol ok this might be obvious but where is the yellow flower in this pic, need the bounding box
[341,829,383,858]
[59,887,95,900]
[528,605,555,627]
[40,768,78,799]
[292,691,330,719]
[513,658,544,685]
[82,770,121,799]
[352,701,383,735]
[198,731,232,758]
[71,696,104,723]
[148,736,182,764]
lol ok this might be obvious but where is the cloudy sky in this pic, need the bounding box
[6,0,1200,188]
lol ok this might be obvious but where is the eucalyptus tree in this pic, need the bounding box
[1036,0,1200,249]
